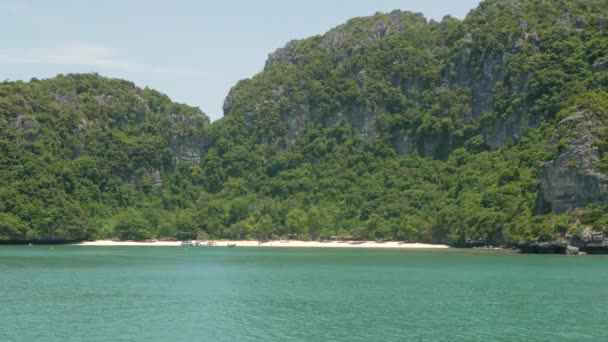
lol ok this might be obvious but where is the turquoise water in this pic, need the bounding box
[1,247,607,341]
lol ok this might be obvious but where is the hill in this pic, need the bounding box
[1,0,608,248]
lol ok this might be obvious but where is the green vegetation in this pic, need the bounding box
[0,74,209,240]
[1,0,607,244]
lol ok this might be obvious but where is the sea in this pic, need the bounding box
[1,246,607,341]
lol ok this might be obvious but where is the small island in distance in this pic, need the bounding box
[1,0,608,255]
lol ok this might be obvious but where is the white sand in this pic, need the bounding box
[75,240,449,249]
[77,240,182,246]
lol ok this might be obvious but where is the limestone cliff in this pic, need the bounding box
[223,1,603,161]
[540,108,608,213]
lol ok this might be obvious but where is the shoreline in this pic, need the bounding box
[74,240,450,249]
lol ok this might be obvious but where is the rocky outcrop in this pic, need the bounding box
[482,110,539,149]
[539,108,608,213]
[567,230,608,254]
[565,245,580,255]
[144,169,162,188]
[266,10,426,69]
[165,109,210,164]
[261,9,534,155]
[279,102,377,147]
[282,103,313,146]
[11,115,38,141]
[11,115,37,132]
[483,113,522,149]
[393,132,416,155]
[168,135,208,165]
[260,11,430,148]
[516,232,608,254]
[53,93,74,107]
[319,11,426,62]
[516,241,567,254]
[593,57,607,73]
[344,103,376,139]
[265,40,306,70]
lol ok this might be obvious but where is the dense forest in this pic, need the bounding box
[1,0,608,245]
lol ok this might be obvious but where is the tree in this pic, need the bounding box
[249,214,273,242]
[285,208,307,237]
[114,209,153,240]
[0,213,26,240]
[306,206,325,240]
[201,148,225,193]
[202,199,228,238]
[175,210,200,240]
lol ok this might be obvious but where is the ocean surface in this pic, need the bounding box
[1,246,607,341]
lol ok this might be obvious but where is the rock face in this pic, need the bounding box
[11,115,38,141]
[237,7,546,156]
[517,231,608,254]
[165,112,210,165]
[483,112,526,150]
[265,10,426,69]
[517,241,567,254]
[567,230,608,254]
[565,245,580,255]
[168,135,208,165]
[539,109,608,213]
[260,11,428,147]
[144,169,163,188]
[319,10,426,62]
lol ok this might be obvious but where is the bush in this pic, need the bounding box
[114,209,153,240]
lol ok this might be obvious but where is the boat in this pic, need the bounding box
[227,243,236,248]
[181,240,197,247]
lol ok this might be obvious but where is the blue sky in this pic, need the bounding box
[1,0,480,120]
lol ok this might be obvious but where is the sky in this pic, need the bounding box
[1,0,480,121]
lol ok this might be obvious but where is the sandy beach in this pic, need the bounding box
[75,240,449,249]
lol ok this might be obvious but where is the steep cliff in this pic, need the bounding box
[222,0,607,161]
[540,107,608,213]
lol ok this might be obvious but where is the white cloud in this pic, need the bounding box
[0,43,208,77]
[0,44,131,68]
